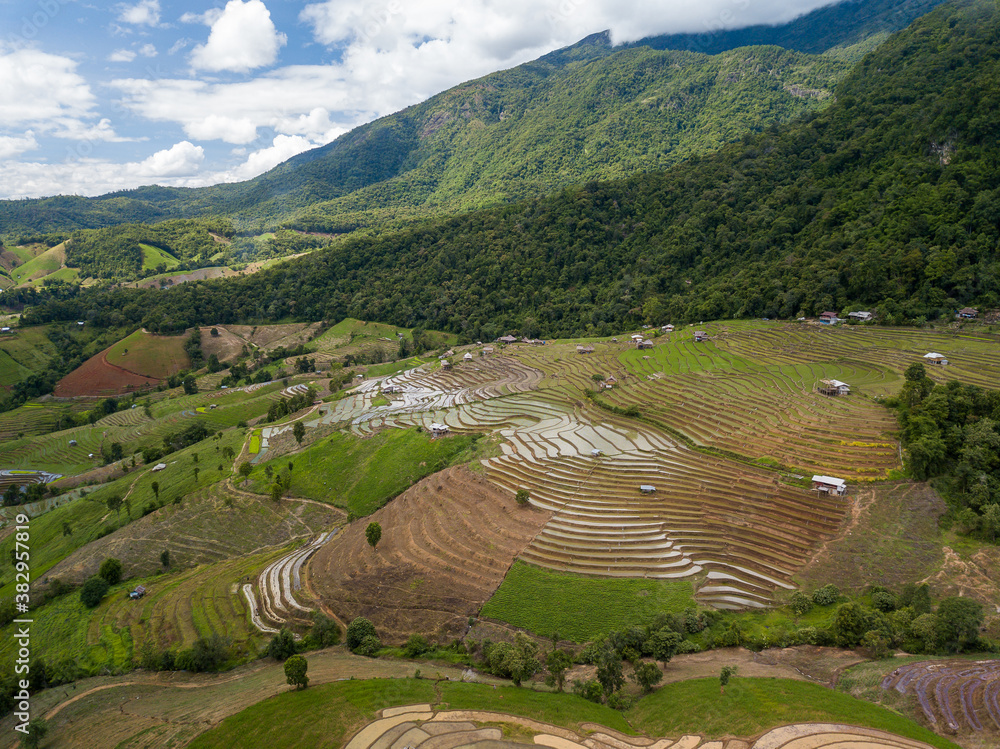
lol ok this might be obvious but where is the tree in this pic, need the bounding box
[267,628,297,661]
[106,493,123,522]
[648,628,682,668]
[632,661,663,693]
[270,483,283,502]
[238,461,252,484]
[193,466,199,483]
[595,642,624,698]
[310,612,341,648]
[19,717,47,749]
[160,549,170,567]
[80,576,110,608]
[936,596,984,653]
[719,665,737,695]
[182,375,197,395]
[62,520,72,537]
[346,617,378,651]
[515,489,530,506]
[293,421,305,445]
[98,557,123,585]
[365,521,382,551]
[284,654,309,689]
[546,649,572,692]
[151,481,159,501]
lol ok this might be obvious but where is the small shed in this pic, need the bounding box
[69,439,78,447]
[848,311,872,322]
[463,352,474,361]
[482,346,494,355]
[498,335,518,344]
[429,423,449,435]
[590,448,603,457]
[694,331,708,342]
[811,475,847,496]
[0,327,10,333]
[923,352,949,365]
[630,334,644,342]
[383,384,398,394]
[441,360,452,369]
[817,379,850,396]
[130,585,146,600]
[151,463,167,472]
[661,324,674,332]
[638,339,654,349]
[576,345,595,354]
[958,307,978,319]
[819,312,840,325]
[639,485,657,494]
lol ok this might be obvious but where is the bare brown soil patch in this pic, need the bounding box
[0,249,22,272]
[308,466,553,644]
[129,266,239,289]
[199,325,247,363]
[54,350,161,397]
[795,482,948,596]
[222,322,323,350]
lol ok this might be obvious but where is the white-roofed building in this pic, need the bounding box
[811,475,847,495]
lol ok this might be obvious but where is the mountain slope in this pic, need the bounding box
[23,0,1000,339]
[0,0,943,238]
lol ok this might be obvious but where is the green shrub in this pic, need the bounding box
[356,634,382,657]
[98,557,123,585]
[79,576,109,608]
[346,617,377,651]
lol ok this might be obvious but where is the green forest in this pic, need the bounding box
[20,1,1000,340]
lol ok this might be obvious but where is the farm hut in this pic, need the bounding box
[630,334,644,342]
[694,331,708,342]
[576,345,595,354]
[68,439,78,447]
[0,327,10,333]
[498,335,518,344]
[591,448,603,457]
[130,585,146,600]
[639,339,654,349]
[482,346,494,355]
[383,384,398,394]
[848,311,873,321]
[430,423,449,435]
[817,379,850,396]
[819,312,840,324]
[152,463,167,472]
[76,321,85,326]
[811,475,847,496]
[661,324,675,332]
[440,349,455,358]
[923,352,949,365]
[639,485,657,494]
[441,360,452,369]
[958,307,978,319]
[463,352,474,361]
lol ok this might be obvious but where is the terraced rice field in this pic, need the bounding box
[882,660,1000,734]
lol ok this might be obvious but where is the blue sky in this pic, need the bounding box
[0,0,838,199]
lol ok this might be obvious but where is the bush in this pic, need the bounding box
[309,612,341,648]
[79,576,109,608]
[812,584,841,606]
[872,590,898,612]
[174,649,196,671]
[607,690,634,710]
[346,617,378,651]
[571,678,603,703]
[515,489,530,506]
[356,634,382,657]
[789,591,813,616]
[98,557,123,585]
[267,629,297,661]
[403,634,433,659]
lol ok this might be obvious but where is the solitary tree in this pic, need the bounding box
[366,522,382,551]
[515,489,530,506]
[270,483,283,502]
[106,494,123,522]
[62,520,72,537]
[632,661,663,693]
[19,717,48,749]
[293,421,306,446]
[80,576,110,608]
[284,654,309,690]
[719,665,738,695]
[238,461,252,484]
[160,550,170,567]
[99,557,123,585]
[193,466,200,483]
[546,649,572,692]
[648,628,683,668]
[151,481,159,501]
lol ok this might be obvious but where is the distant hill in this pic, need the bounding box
[22,0,999,339]
[0,0,943,238]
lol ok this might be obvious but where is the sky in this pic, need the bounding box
[0,0,840,200]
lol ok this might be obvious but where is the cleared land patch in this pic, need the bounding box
[309,466,552,643]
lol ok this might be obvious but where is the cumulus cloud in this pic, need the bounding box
[0,131,38,159]
[139,44,158,58]
[118,0,161,26]
[189,0,287,73]
[219,134,315,182]
[0,49,97,128]
[108,49,137,63]
[137,140,204,176]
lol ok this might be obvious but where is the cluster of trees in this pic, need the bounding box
[265,386,316,423]
[891,362,1000,541]
[79,557,124,608]
[20,2,1000,340]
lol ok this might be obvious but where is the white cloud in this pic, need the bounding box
[118,0,160,27]
[185,114,259,144]
[118,0,161,27]
[137,140,204,177]
[219,134,315,182]
[189,0,287,73]
[0,49,97,128]
[109,49,137,63]
[0,131,38,159]
[139,44,158,58]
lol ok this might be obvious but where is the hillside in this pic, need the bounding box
[0,0,938,239]
[22,0,1000,339]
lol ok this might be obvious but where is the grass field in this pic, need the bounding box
[10,242,64,284]
[105,328,191,379]
[626,677,960,748]
[248,428,477,516]
[480,561,695,642]
[0,325,57,389]
[187,678,632,749]
[140,243,180,271]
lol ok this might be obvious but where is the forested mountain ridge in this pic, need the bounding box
[0,0,940,238]
[22,0,1000,341]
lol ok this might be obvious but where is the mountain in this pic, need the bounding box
[24,0,1000,340]
[0,0,943,239]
